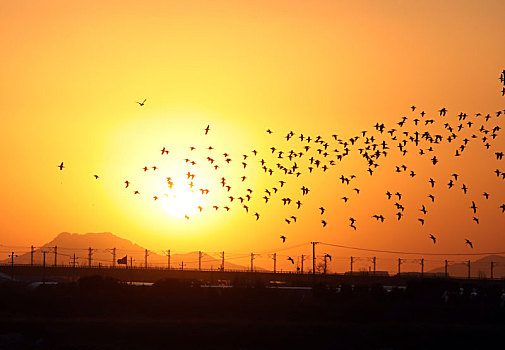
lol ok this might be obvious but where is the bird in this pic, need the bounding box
[58,162,64,170]
[319,207,325,215]
[93,175,99,179]
[124,181,130,188]
[321,220,327,227]
[280,235,286,243]
[204,125,210,135]
[429,234,436,244]
[287,257,295,264]
[136,99,146,106]
[470,201,478,214]
[465,239,473,248]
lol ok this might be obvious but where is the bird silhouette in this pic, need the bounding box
[465,239,473,248]
[429,234,436,244]
[58,162,64,170]
[280,235,286,243]
[470,201,478,214]
[136,99,146,106]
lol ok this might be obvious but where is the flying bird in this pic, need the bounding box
[136,99,146,106]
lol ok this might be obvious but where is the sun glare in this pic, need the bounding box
[161,186,201,218]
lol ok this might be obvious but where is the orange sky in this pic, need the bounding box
[1,0,505,272]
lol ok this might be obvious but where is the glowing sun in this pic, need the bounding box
[161,186,201,218]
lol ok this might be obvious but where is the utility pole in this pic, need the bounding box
[311,242,318,275]
[199,251,202,271]
[467,260,471,279]
[112,248,116,268]
[53,246,57,266]
[372,257,376,275]
[130,256,133,269]
[88,247,93,268]
[9,251,16,268]
[8,252,17,280]
[30,246,34,266]
[491,261,494,280]
[250,253,256,272]
[444,260,448,278]
[272,253,277,273]
[220,251,225,271]
[300,254,307,274]
[167,250,171,270]
[180,260,185,271]
[144,249,150,269]
[420,258,424,277]
[397,258,402,276]
[72,253,77,268]
[323,254,328,274]
[350,256,354,274]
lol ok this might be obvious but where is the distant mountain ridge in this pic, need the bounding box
[4,232,262,271]
[428,254,505,278]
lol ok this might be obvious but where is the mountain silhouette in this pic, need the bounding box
[428,254,505,278]
[3,232,262,271]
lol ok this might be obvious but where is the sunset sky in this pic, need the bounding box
[1,0,504,272]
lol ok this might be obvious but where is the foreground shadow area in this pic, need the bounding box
[1,276,505,349]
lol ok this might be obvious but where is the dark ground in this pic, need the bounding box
[1,276,504,349]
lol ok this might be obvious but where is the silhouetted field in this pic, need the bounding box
[1,276,505,349]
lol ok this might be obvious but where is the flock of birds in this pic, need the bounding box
[57,71,505,264]
[501,69,505,96]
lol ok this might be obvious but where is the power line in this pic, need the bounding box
[319,241,505,256]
